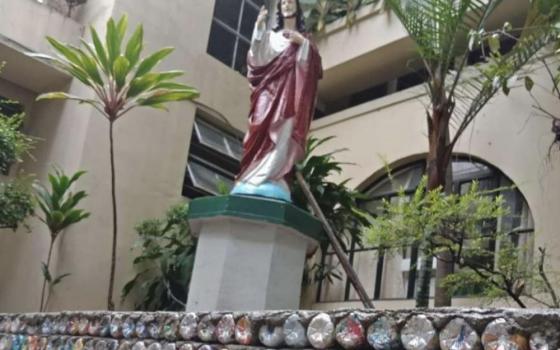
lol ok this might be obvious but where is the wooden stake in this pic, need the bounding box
[295,171,374,309]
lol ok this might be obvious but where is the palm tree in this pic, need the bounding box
[31,15,199,310]
[385,0,557,307]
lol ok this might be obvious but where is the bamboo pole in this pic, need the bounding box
[295,171,374,309]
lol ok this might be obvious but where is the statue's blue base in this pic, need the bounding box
[231,181,292,202]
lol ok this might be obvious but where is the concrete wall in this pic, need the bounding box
[0,0,558,313]
[308,61,560,309]
[0,0,251,312]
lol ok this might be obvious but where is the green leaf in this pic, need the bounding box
[69,170,87,184]
[121,273,141,299]
[41,262,52,283]
[113,55,131,89]
[139,90,199,106]
[52,273,71,286]
[46,37,82,67]
[125,25,144,68]
[73,47,104,86]
[36,92,98,107]
[524,76,534,91]
[117,15,129,42]
[134,47,175,78]
[90,26,110,73]
[488,34,501,54]
[106,18,121,66]
[127,74,160,98]
[34,169,90,236]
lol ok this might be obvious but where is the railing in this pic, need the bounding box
[304,0,380,32]
[0,309,556,349]
[317,228,536,304]
[34,0,85,18]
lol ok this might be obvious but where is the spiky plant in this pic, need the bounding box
[34,169,90,312]
[30,15,199,309]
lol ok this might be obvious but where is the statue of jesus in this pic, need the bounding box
[231,0,323,202]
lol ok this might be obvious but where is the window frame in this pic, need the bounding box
[207,0,263,74]
[315,157,535,303]
[182,111,243,199]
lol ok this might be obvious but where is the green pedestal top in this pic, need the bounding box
[188,195,325,242]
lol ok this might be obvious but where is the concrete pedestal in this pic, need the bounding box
[186,195,323,312]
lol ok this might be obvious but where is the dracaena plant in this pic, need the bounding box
[34,169,90,312]
[30,15,200,309]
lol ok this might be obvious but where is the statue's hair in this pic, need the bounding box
[273,0,306,33]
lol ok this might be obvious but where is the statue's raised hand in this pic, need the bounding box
[256,6,268,25]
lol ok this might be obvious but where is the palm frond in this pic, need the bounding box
[450,10,558,146]
[386,0,503,94]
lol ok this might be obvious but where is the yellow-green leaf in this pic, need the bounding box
[36,92,78,101]
[106,18,120,66]
[127,74,160,98]
[125,25,143,68]
[134,47,174,78]
[117,15,129,42]
[139,90,199,105]
[46,37,82,66]
[488,34,501,54]
[73,46,104,86]
[90,26,110,73]
[113,55,131,89]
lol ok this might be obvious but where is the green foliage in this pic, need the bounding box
[303,0,379,32]
[34,14,200,309]
[0,178,34,231]
[122,203,196,311]
[293,136,367,285]
[383,0,557,306]
[0,114,33,174]
[35,168,89,312]
[0,74,35,231]
[41,262,71,288]
[34,169,90,237]
[31,14,199,120]
[468,1,560,150]
[362,176,560,308]
[364,178,506,251]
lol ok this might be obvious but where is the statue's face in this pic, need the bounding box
[281,0,297,18]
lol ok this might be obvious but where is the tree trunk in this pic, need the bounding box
[107,120,117,310]
[416,104,452,308]
[39,238,55,312]
[434,158,454,307]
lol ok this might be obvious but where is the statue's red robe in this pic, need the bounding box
[237,34,323,186]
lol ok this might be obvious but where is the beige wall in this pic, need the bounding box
[1,0,558,313]
[308,61,560,308]
[0,0,251,312]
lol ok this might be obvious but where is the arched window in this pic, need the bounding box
[316,157,534,303]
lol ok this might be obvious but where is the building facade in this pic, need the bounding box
[0,0,558,312]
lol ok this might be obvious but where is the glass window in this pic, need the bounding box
[0,96,24,117]
[195,119,241,160]
[187,161,234,196]
[316,158,534,303]
[207,22,236,67]
[207,0,262,74]
[214,0,243,28]
[234,39,251,75]
[240,3,259,40]
[183,112,243,199]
